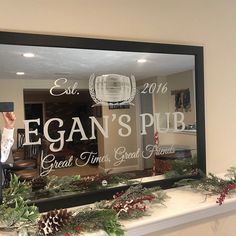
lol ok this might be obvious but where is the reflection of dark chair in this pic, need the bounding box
[15,135,51,180]
[2,129,32,185]
[12,129,40,181]
[14,128,36,160]
[12,129,25,161]
[17,128,25,149]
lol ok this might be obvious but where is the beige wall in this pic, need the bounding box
[145,210,236,236]
[0,0,236,235]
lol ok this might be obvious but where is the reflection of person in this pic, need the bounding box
[1,112,16,163]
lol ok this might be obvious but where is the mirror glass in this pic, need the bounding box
[0,41,202,206]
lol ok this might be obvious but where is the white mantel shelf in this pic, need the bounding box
[123,187,236,235]
[77,187,236,236]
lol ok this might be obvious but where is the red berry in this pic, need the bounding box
[76,224,81,233]
[65,233,70,236]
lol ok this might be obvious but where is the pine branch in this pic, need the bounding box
[64,209,124,236]
[97,184,168,220]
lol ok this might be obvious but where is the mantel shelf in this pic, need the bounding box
[72,186,236,236]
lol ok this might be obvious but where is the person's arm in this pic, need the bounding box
[1,112,16,163]
[1,128,14,163]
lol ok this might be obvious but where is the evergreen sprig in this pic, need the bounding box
[31,175,81,199]
[46,175,81,192]
[0,175,39,231]
[164,156,197,178]
[31,173,136,199]
[64,209,124,236]
[176,168,236,199]
[3,174,30,205]
[69,172,136,192]
[97,184,168,220]
[0,196,39,229]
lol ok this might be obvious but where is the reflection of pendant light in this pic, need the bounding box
[23,52,35,58]
[137,58,147,63]
[16,72,25,75]
[89,74,136,105]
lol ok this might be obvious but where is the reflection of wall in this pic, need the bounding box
[0,79,25,148]
[137,76,169,129]
[138,70,196,151]
[152,76,169,129]
[161,70,196,150]
[100,104,139,173]
[167,70,195,127]
[162,71,196,150]
[0,78,89,148]
[152,70,195,128]
[158,133,196,151]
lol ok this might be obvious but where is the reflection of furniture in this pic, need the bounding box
[2,129,39,184]
[13,129,26,161]
[153,148,192,175]
[11,129,41,181]
[16,128,25,149]
[13,128,32,161]
[13,153,39,181]
[3,157,38,184]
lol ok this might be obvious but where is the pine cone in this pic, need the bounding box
[38,209,72,236]
[31,177,47,191]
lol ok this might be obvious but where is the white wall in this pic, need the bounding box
[0,0,236,235]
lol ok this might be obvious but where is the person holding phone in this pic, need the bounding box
[1,112,16,163]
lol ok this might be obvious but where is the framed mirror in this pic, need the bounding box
[0,32,205,212]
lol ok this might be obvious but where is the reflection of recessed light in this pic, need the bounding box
[16,72,25,75]
[137,59,147,63]
[23,53,35,58]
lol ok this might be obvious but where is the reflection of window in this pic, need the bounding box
[171,88,191,112]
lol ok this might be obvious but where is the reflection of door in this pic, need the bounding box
[24,103,44,134]
[140,93,154,169]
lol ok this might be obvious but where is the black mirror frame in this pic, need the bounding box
[0,31,205,212]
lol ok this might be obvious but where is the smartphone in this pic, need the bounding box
[0,102,14,112]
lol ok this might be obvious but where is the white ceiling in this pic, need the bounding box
[0,44,194,81]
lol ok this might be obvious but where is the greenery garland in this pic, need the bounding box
[30,172,137,200]
[176,167,236,204]
[164,156,198,178]
[0,175,39,232]
[4,167,236,235]
[63,209,124,236]
[0,175,169,236]
[97,185,168,219]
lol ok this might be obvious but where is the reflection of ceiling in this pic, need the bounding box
[0,44,194,81]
